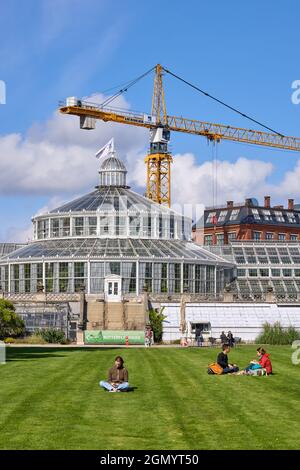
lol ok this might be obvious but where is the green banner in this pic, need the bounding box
[84,330,145,345]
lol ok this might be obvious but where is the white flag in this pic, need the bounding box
[95,138,114,159]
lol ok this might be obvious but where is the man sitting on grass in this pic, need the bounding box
[99,356,129,392]
[217,343,239,374]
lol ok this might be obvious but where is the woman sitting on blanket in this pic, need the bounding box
[239,347,273,375]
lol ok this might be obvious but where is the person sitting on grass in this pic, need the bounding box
[217,343,239,374]
[240,347,273,375]
[99,356,129,392]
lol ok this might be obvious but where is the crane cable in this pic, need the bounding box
[163,67,284,137]
[100,66,156,108]
[211,141,218,208]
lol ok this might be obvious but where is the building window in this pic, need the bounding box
[262,210,272,221]
[271,269,281,277]
[237,269,246,277]
[88,217,97,236]
[139,262,153,293]
[204,235,213,246]
[294,269,300,277]
[290,234,298,241]
[59,262,69,293]
[259,268,269,277]
[62,218,70,236]
[195,265,205,293]
[121,262,136,293]
[278,233,286,241]
[206,212,217,224]
[229,209,240,221]
[251,209,261,220]
[45,263,54,293]
[37,219,49,239]
[218,210,227,223]
[253,231,261,241]
[169,263,181,293]
[170,215,175,239]
[153,263,168,293]
[51,219,59,237]
[129,215,141,236]
[74,217,84,236]
[106,262,120,276]
[265,232,273,240]
[249,269,258,277]
[282,269,292,277]
[100,215,113,236]
[216,233,224,245]
[287,212,297,223]
[116,216,127,236]
[183,264,194,293]
[228,232,236,242]
[274,211,285,222]
[74,262,86,292]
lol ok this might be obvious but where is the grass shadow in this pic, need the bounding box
[6,346,124,362]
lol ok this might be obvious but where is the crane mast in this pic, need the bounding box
[145,64,172,206]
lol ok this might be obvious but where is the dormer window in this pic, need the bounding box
[287,212,297,223]
[274,211,285,222]
[262,210,271,221]
[251,209,261,220]
[229,209,240,221]
[206,212,217,224]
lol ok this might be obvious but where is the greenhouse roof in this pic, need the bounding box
[45,187,184,216]
[1,238,233,265]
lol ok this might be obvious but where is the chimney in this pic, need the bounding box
[264,196,271,208]
[288,199,294,210]
[227,201,234,208]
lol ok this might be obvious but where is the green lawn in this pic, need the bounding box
[0,345,299,450]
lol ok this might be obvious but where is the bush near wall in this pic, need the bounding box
[256,322,300,345]
[37,328,67,344]
[149,307,167,343]
[0,299,25,339]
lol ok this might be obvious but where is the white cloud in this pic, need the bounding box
[5,224,33,244]
[129,151,274,209]
[0,93,148,196]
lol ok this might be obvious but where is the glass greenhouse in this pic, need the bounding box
[0,154,233,297]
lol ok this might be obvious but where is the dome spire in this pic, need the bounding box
[98,152,127,187]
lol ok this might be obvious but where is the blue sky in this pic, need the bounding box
[1,0,300,241]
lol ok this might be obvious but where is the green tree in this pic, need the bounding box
[0,299,25,339]
[149,307,167,343]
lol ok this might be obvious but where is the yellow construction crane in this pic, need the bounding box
[59,64,300,207]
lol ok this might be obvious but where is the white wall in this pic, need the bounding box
[162,302,300,342]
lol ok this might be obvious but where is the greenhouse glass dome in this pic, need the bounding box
[0,153,233,297]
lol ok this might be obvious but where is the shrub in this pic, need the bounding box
[0,299,25,339]
[149,307,167,343]
[169,339,181,345]
[4,337,15,344]
[256,322,300,345]
[38,328,66,344]
[16,334,47,345]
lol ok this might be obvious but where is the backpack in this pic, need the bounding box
[207,362,223,375]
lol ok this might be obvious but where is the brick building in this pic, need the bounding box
[192,196,300,246]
